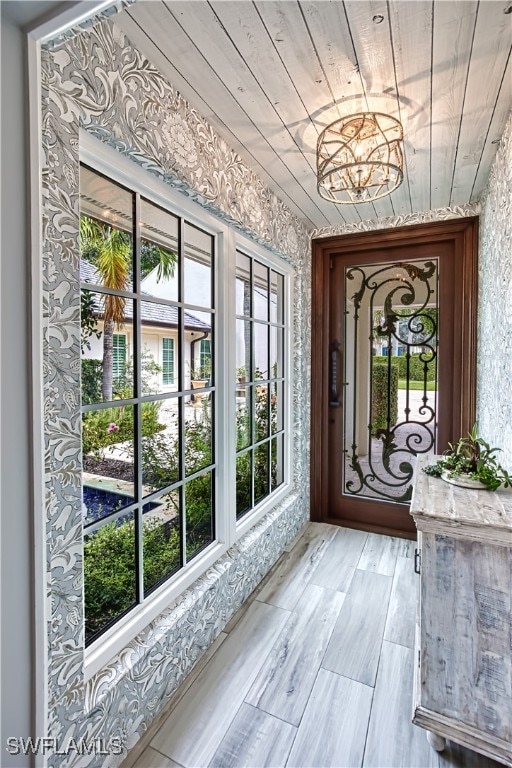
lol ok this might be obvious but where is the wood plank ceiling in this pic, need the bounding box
[116,1,512,229]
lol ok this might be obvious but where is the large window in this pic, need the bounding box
[79,162,289,647]
[235,251,286,519]
[80,165,215,645]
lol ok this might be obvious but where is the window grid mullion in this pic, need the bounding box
[178,218,186,567]
[134,192,144,605]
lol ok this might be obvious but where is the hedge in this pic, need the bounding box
[371,363,398,433]
[373,353,436,382]
[84,517,181,640]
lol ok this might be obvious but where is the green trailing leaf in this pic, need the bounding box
[423,424,511,491]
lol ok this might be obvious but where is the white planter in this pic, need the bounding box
[441,471,488,490]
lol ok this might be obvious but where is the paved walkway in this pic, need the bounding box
[344,389,437,502]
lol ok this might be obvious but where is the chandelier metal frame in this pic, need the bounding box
[316,112,404,204]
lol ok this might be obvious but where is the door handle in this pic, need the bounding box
[330,340,342,407]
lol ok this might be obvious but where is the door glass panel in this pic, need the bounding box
[343,260,438,503]
[270,270,284,324]
[80,291,134,403]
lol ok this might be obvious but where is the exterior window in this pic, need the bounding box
[78,162,289,648]
[162,338,175,385]
[112,333,126,382]
[199,339,211,380]
[80,165,215,645]
[235,251,286,519]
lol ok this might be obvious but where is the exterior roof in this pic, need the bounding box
[80,259,210,331]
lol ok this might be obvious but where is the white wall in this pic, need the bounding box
[477,111,512,470]
[1,14,33,768]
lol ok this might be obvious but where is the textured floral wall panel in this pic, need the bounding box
[41,13,310,766]
[312,203,480,240]
[477,111,512,470]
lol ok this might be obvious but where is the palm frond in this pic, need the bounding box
[155,247,177,282]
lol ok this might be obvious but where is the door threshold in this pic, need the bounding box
[322,517,417,541]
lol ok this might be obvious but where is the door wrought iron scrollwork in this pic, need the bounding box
[343,260,438,503]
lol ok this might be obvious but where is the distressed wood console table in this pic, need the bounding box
[410,455,512,767]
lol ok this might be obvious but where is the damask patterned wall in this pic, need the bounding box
[477,111,512,470]
[312,203,480,240]
[41,13,310,767]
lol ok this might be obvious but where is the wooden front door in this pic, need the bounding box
[311,218,478,538]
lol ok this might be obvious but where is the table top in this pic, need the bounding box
[410,454,512,545]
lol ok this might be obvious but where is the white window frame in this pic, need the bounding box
[40,130,295,679]
[80,134,229,677]
[227,235,294,544]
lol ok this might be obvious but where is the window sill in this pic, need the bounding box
[84,540,227,683]
[234,481,292,541]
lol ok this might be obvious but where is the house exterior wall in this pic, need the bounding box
[477,111,512,470]
[83,322,195,392]
[41,11,311,767]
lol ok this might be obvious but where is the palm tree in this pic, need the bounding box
[80,216,176,401]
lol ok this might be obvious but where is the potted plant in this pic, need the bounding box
[190,360,211,405]
[190,359,211,386]
[423,424,511,491]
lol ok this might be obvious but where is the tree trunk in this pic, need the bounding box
[102,318,114,401]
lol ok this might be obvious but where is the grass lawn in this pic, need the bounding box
[398,380,436,391]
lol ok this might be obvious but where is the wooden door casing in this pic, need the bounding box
[310,218,478,538]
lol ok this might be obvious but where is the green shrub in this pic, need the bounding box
[81,359,103,405]
[373,353,436,382]
[236,452,252,517]
[371,363,398,433]
[82,406,134,457]
[185,473,213,556]
[84,516,181,641]
[143,518,181,592]
[82,402,165,458]
[84,519,137,639]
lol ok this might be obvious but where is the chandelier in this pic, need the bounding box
[317,112,404,204]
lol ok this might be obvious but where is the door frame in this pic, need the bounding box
[310,217,479,534]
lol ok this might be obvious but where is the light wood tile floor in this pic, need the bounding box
[122,523,503,768]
